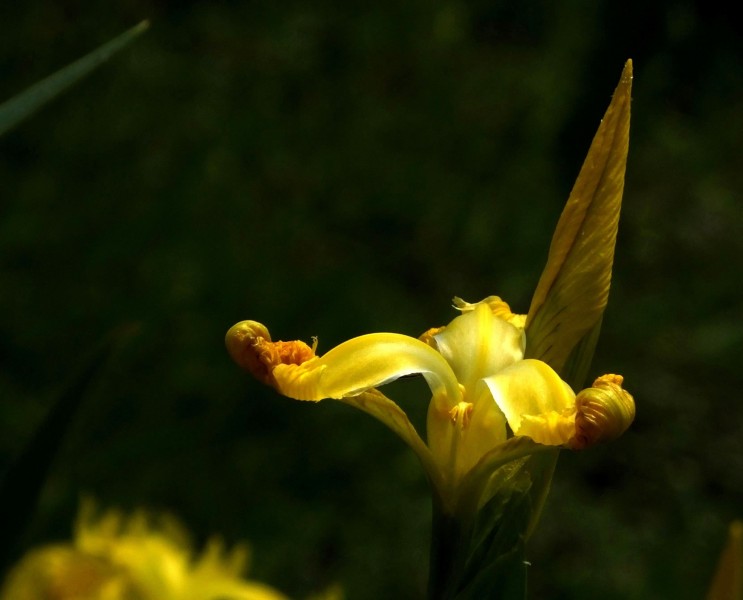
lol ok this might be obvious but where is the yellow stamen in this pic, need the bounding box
[449,402,473,428]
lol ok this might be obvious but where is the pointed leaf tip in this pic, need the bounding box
[526,62,632,377]
[0,20,150,137]
[622,59,633,82]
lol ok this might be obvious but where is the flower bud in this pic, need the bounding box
[568,374,635,449]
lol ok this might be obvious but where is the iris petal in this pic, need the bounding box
[433,303,524,393]
[272,333,462,409]
[427,383,509,488]
[482,359,576,446]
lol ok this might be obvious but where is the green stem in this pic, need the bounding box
[427,455,545,600]
[428,498,467,600]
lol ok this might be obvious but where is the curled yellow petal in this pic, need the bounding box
[272,333,462,409]
[225,320,316,387]
[568,374,635,450]
[227,322,446,485]
[226,320,462,408]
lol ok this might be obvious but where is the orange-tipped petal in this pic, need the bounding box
[225,320,316,388]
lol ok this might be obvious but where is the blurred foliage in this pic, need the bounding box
[0,21,149,137]
[1,2,741,599]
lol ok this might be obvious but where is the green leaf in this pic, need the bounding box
[0,20,149,137]
[455,532,527,600]
[523,449,559,540]
[525,60,632,377]
[0,349,108,568]
[559,315,603,391]
[428,460,539,600]
[0,325,139,570]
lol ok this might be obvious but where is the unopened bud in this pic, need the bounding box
[568,374,635,450]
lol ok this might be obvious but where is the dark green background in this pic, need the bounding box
[1,2,741,598]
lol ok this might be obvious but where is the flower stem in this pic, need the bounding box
[428,499,466,600]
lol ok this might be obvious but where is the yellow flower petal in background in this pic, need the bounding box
[0,546,135,600]
[707,521,743,600]
[0,499,289,600]
[526,60,633,383]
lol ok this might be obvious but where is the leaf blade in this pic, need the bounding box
[525,60,633,376]
[0,20,149,137]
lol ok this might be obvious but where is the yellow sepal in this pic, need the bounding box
[482,359,576,446]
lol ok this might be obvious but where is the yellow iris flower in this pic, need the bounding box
[226,61,635,517]
[226,298,632,515]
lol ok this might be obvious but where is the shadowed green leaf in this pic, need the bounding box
[559,316,603,390]
[0,20,149,137]
[429,457,545,600]
[0,325,138,570]
[526,60,632,377]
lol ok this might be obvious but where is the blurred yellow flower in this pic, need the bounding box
[0,500,289,600]
[707,520,743,600]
